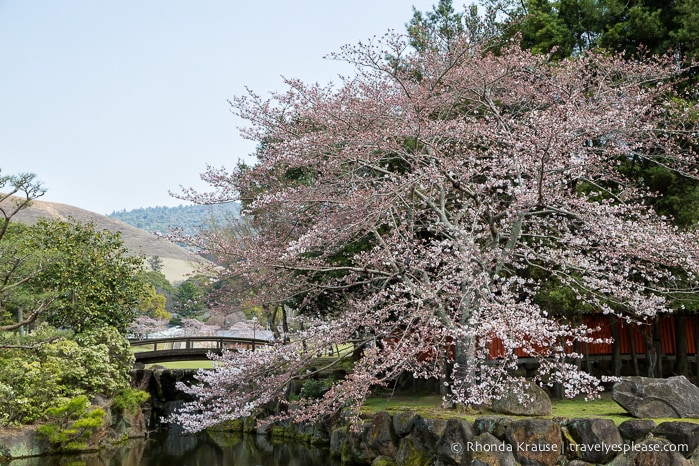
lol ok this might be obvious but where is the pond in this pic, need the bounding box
[4,429,343,466]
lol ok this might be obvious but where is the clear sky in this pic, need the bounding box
[0,0,439,214]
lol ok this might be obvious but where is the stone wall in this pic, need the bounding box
[131,368,199,430]
[331,412,699,465]
[223,410,699,466]
[0,398,147,461]
[130,369,699,465]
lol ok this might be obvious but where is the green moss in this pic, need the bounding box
[395,436,434,466]
[372,455,397,466]
[207,418,244,432]
[206,430,244,448]
[270,425,288,438]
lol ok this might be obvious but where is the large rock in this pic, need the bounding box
[505,419,562,466]
[0,427,49,460]
[435,418,475,465]
[392,411,417,437]
[294,420,330,445]
[364,411,399,458]
[394,435,436,466]
[473,416,513,440]
[330,426,349,459]
[337,421,372,464]
[654,422,699,458]
[618,419,657,442]
[411,416,448,450]
[626,438,691,466]
[465,432,517,466]
[612,376,699,418]
[564,418,623,464]
[393,415,447,465]
[492,382,552,416]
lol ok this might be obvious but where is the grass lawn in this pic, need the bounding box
[362,392,699,426]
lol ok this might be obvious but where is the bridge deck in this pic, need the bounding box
[130,336,270,364]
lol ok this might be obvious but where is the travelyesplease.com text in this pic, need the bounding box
[451,441,688,455]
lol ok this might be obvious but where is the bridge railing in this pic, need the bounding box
[129,336,270,353]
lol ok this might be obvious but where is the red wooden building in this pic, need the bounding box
[488,314,698,359]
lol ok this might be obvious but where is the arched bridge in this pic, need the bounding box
[130,336,270,364]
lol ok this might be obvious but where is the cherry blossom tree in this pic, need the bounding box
[170,31,699,432]
[128,315,168,340]
[181,318,220,336]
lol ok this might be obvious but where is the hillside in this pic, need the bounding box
[109,203,241,236]
[6,198,208,283]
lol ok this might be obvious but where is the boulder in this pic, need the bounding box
[296,421,330,445]
[393,415,446,465]
[392,411,417,437]
[330,427,349,458]
[371,456,397,466]
[465,432,517,466]
[412,416,448,450]
[435,418,475,465]
[654,422,699,458]
[492,382,552,416]
[618,419,657,442]
[110,406,147,439]
[0,427,49,460]
[564,418,623,464]
[364,411,399,458]
[473,416,513,440]
[394,435,436,466]
[338,421,372,464]
[626,438,691,466]
[505,419,562,466]
[612,376,699,418]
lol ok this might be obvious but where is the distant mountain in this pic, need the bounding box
[7,198,208,284]
[108,203,241,237]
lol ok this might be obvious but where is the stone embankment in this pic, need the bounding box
[224,409,699,466]
[5,369,698,465]
[133,369,699,465]
[0,397,146,461]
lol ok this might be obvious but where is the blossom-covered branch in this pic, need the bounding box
[170,31,699,432]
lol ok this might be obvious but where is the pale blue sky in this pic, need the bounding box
[0,0,439,214]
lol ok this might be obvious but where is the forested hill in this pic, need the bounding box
[108,203,241,236]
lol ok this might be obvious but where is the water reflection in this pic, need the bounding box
[5,429,342,466]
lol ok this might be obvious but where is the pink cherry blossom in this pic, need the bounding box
[169,33,699,432]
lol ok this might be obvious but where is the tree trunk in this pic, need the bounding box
[584,342,592,374]
[350,342,365,362]
[451,291,478,403]
[610,316,621,377]
[627,323,639,376]
[644,322,657,378]
[17,308,25,336]
[553,336,564,399]
[267,305,281,340]
[675,312,688,377]
[654,317,663,377]
[440,346,451,397]
[573,340,582,370]
[281,304,290,343]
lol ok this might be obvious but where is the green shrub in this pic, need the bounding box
[0,357,67,425]
[37,396,105,452]
[0,324,133,425]
[111,388,150,414]
[299,379,333,399]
